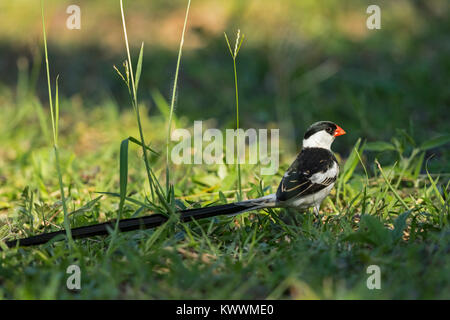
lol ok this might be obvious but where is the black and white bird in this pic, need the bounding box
[5,121,346,248]
[222,120,346,217]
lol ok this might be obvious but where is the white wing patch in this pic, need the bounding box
[284,162,338,209]
[309,161,339,185]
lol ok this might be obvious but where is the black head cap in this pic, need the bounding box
[303,121,338,140]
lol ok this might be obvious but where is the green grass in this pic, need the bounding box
[40,0,73,248]
[0,0,449,300]
[0,92,448,298]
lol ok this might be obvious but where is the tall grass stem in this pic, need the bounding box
[41,0,73,246]
[120,0,155,201]
[225,30,244,201]
[166,0,191,194]
[119,0,174,216]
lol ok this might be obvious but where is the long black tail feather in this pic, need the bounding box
[3,201,260,249]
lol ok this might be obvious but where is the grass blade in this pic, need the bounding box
[119,138,129,215]
[419,134,450,151]
[375,159,409,210]
[135,42,144,92]
[55,75,59,144]
[107,138,129,254]
[68,196,103,217]
[128,136,160,155]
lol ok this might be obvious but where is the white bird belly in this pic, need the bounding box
[285,183,335,210]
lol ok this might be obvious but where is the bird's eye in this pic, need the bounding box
[326,127,333,133]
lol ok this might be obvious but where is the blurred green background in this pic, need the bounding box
[0,0,449,177]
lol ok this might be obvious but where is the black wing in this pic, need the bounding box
[276,148,338,202]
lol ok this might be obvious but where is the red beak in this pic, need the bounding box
[334,125,346,137]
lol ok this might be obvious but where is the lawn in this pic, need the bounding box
[0,0,449,299]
